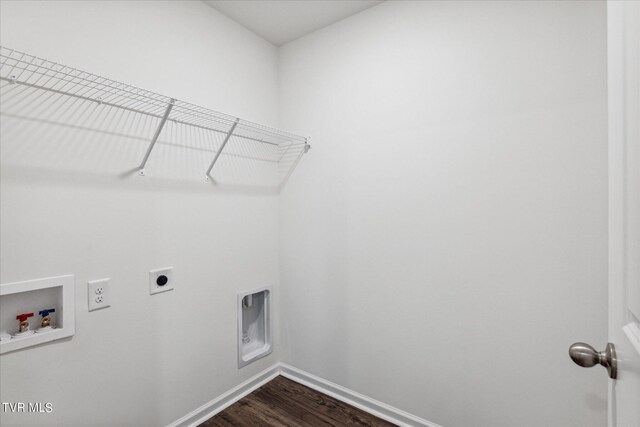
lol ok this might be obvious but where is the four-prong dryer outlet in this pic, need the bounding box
[149,267,173,295]
[237,287,271,368]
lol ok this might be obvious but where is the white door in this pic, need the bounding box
[608,1,640,426]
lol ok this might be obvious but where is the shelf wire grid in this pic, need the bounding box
[0,46,309,188]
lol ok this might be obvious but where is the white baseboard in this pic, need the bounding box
[279,363,441,427]
[167,364,280,427]
[168,363,441,427]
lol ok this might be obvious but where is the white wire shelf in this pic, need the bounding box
[0,46,310,188]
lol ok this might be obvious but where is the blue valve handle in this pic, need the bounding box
[38,308,55,317]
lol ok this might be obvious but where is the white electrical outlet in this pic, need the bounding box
[88,278,110,311]
[149,267,174,295]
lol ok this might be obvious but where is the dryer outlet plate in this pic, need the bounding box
[149,267,174,295]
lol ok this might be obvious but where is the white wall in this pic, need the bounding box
[278,1,608,427]
[0,1,280,426]
[1,1,610,426]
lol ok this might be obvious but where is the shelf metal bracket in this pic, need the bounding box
[205,118,239,180]
[138,98,175,176]
[279,139,311,191]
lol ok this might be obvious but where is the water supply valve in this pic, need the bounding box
[38,308,56,328]
[16,313,34,334]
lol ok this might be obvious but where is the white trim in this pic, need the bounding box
[623,322,640,357]
[168,363,441,427]
[279,363,442,427]
[167,364,280,427]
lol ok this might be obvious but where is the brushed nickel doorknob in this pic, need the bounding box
[569,342,617,379]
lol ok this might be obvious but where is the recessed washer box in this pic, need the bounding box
[149,267,173,295]
[0,275,75,354]
[237,287,272,368]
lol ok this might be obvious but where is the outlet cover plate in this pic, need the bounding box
[149,267,173,295]
[88,278,110,311]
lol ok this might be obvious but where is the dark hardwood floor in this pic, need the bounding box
[199,376,397,427]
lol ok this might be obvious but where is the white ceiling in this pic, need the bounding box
[203,0,383,46]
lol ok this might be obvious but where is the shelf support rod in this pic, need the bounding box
[138,98,175,176]
[205,118,239,179]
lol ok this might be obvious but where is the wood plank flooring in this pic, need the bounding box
[199,376,397,427]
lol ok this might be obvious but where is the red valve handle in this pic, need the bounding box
[16,313,34,322]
